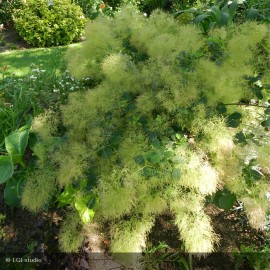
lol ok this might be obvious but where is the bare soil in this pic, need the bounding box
[0,25,32,52]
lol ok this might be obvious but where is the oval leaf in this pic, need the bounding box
[143,167,153,177]
[0,156,14,184]
[134,155,145,165]
[150,154,161,164]
[247,8,259,20]
[219,193,236,210]
[4,177,22,208]
[261,118,270,127]
[5,127,30,155]
[264,108,270,115]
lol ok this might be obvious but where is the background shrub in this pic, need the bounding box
[12,0,86,47]
[0,0,21,25]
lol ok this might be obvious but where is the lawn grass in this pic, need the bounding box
[0,44,81,77]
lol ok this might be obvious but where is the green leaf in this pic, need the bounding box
[250,169,263,180]
[219,12,230,26]
[261,118,270,127]
[5,126,30,156]
[172,156,185,164]
[211,6,222,22]
[80,208,95,224]
[194,14,211,24]
[216,103,227,114]
[134,155,145,165]
[212,189,236,210]
[172,168,181,180]
[75,195,96,224]
[251,86,263,99]
[227,112,242,127]
[0,156,14,184]
[151,139,161,149]
[247,8,259,20]
[143,167,153,177]
[174,8,198,18]
[111,135,122,146]
[101,146,113,158]
[218,193,236,210]
[4,177,23,208]
[228,0,238,19]
[235,131,246,144]
[264,108,270,115]
[229,112,242,119]
[150,154,161,164]
[28,132,38,151]
[57,185,77,208]
[164,151,174,159]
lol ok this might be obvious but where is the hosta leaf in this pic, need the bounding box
[5,126,30,156]
[0,156,14,184]
[228,0,238,18]
[220,12,230,26]
[4,177,23,208]
[247,8,259,20]
[194,14,211,24]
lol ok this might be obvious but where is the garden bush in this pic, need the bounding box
[0,0,21,25]
[12,0,86,47]
[21,5,270,267]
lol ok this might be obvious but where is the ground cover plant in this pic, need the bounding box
[13,4,270,268]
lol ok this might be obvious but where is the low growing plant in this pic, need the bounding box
[0,62,91,145]
[0,124,31,211]
[143,242,193,270]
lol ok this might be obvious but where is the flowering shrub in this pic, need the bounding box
[21,6,270,266]
[12,0,86,47]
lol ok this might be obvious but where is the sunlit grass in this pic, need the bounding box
[0,43,82,77]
